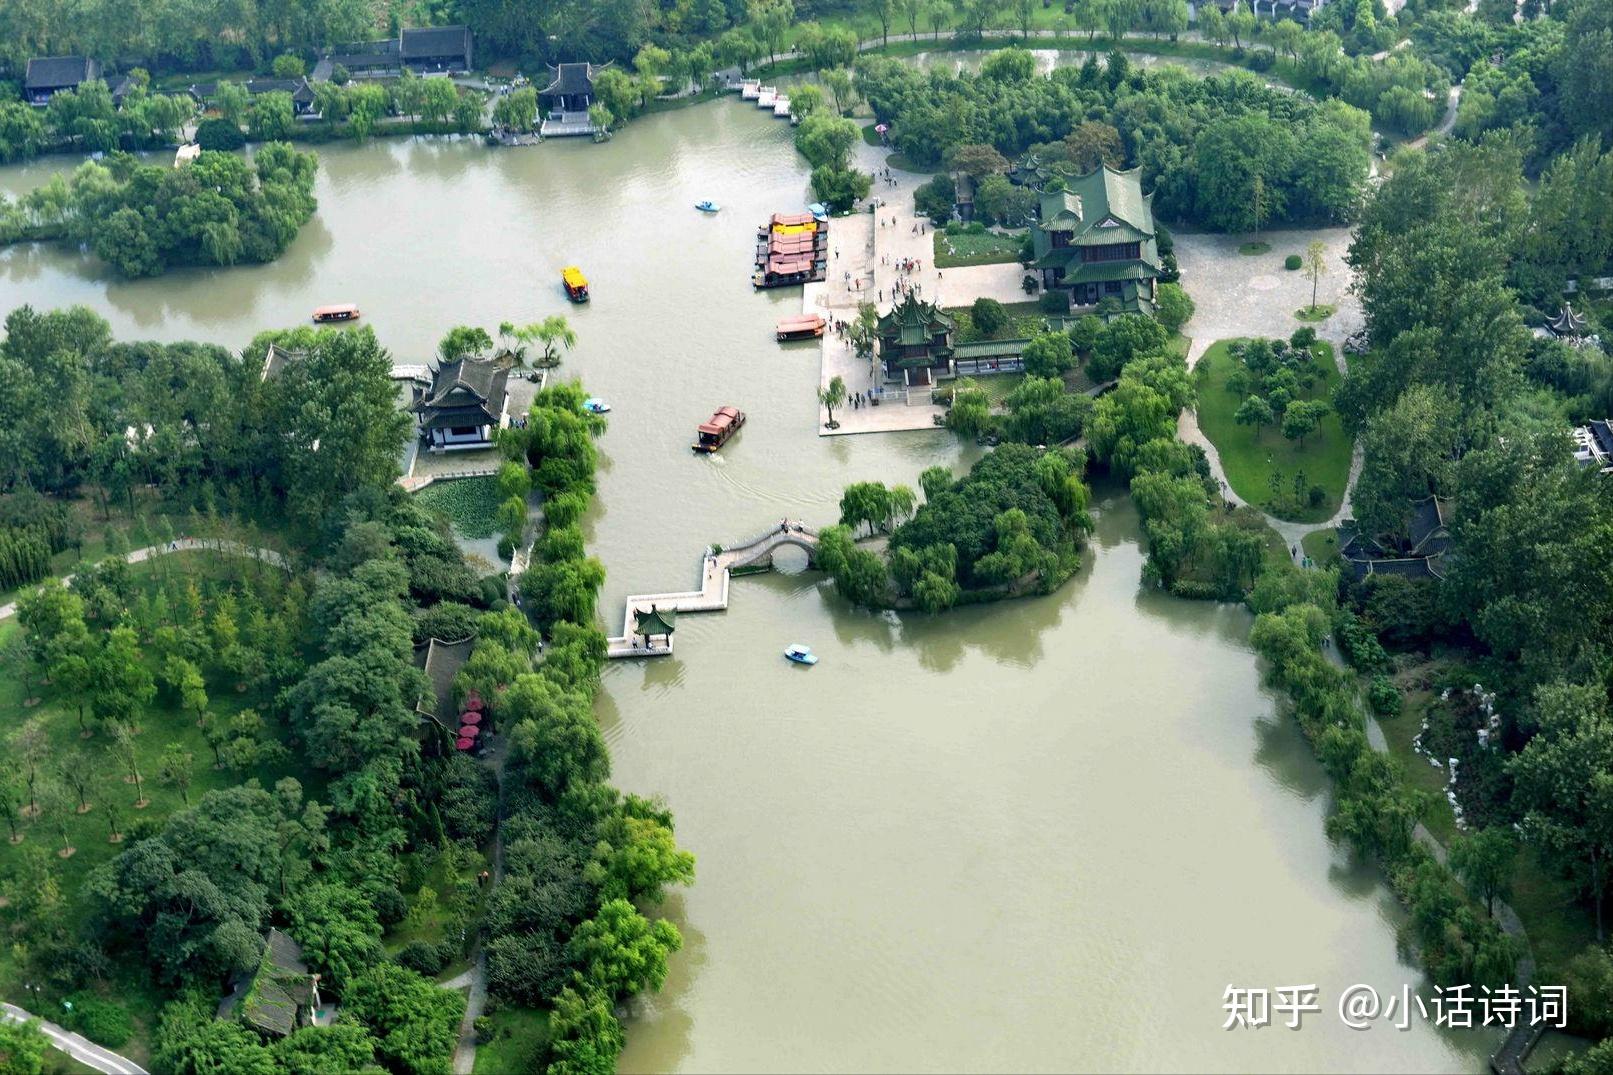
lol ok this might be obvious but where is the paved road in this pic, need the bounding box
[0,539,290,621]
[1,1002,148,1074]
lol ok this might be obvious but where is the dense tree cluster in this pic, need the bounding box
[0,78,193,162]
[442,379,695,1071]
[861,50,1372,231]
[0,309,410,540]
[0,143,318,277]
[818,445,1092,613]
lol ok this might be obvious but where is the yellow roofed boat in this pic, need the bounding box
[562,266,589,303]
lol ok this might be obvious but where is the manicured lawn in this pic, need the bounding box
[860,122,883,146]
[1193,338,1353,523]
[473,1006,550,1074]
[1301,527,1338,567]
[933,226,1026,269]
[1294,304,1336,323]
[944,300,1044,342]
[416,476,502,540]
[1238,241,1271,256]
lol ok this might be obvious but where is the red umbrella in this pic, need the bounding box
[455,737,474,750]
[459,711,482,725]
[458,724,481,738]
[464,693,485,712]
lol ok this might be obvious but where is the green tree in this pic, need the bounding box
[157,743,194,804]
[341,963,465,1075]
[1449,828,1515,918]
[1303,239,1328,312]
[569,898,683,999]
[1234,394,1275,440]
[818,375,847,429]
[1153,283,1195,333]
[971,297,1008,337]
[1280,399,1328,447]
[839,482,894,536]
[1022,331,1075,378]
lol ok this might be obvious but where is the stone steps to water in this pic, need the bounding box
[605,522,818,658]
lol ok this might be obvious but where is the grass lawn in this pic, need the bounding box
[416,476,502,540]
[933,226,1026,269]
[473,1006,550,1075]
[1300,527,1339,567]
[944,300,1044,342]
[1193,338,1353,524]
[1294,305,1336,323]
[861,122,883,146]
[1238,241,1272,256]
[0,553,322,1062]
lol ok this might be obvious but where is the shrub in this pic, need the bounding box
[913,173,956,224]
[195,117,245,151]
[971,297,1008,336]
[413,601,481,644]
[497,535,516,560]
[1039,289,1070,315]
[1247,50,1275,71]
[1290,326,1318,349]
[1284,254,1303,270]
[1308,484,1326,507]
[1021,273,1038,295]
[396,941,451,976]
[62,995,133,1048]
[1367,674,1400,717]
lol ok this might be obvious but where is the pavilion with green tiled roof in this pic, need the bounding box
[877,293,957,387]
[1030,165,1160,315]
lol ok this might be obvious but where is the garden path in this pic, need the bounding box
[0,1002,148,1075]
[1171,226,1366,554]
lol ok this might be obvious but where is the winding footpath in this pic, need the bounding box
[0,1002,148,1074]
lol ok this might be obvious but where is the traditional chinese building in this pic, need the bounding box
[401,26,473,73]
[1572,419,1613,473]
[1030,165,1161,315]
[540,63,605,114]
[314,26,472,79]
[190,78,319,116]
[410,356,510,452]
[877,293,957,387]
[1339,496,1453,581]
[24,56,101,105]
[217,929,319,1038]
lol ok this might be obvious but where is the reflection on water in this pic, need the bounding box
[0,101,1488,1074]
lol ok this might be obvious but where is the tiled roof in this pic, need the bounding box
[26,56,98,90]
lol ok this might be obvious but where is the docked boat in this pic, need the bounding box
[695,200,721,213]
[312,303,360,324]
[776,313,825,341]
[562,266,589,303]
[807,201,830,223]
[693,406,745,453]
[582,397,611,414]
[784,643,818,666]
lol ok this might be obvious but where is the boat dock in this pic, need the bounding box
[606,522,819,658]
[539,110,599,138]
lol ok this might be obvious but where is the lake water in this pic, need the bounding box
[0,97,1490,1073]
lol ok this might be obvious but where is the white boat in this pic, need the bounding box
[740,80,761,99]
[757,87,777,108]
[773,97,792,117]
[582,397,611,414]
[784,643,818,666]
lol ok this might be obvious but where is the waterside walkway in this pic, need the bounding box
[605,522,819,658]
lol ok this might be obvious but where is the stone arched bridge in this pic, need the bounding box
[606,521,820,658]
